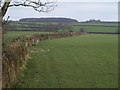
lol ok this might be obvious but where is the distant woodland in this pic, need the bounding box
[19,18,78,23]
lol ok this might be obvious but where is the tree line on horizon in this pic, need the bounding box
[19,18,78,23]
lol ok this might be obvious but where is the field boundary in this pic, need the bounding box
[88,32,120,34]
[72,25,118,27]
[3,32,86,88]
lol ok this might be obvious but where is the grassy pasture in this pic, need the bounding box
[72,22,118,26]
[71,22,118,32]
[72,25,118,32]
[15,34,118,88]
[71,22,118,33]
[8,22,118,33]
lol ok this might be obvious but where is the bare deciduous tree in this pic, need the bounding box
[1,0,57,18]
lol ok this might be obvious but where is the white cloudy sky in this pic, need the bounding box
[4,0,119,22]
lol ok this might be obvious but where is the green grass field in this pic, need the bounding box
[9,22,118,33]
[72,25,118,32]
[14,34,118,88]
[72,22,118,26]
[71,22,118,32]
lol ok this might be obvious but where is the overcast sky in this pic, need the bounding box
[4,0,119,22]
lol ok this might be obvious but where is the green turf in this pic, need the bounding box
[15,34,118,88]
